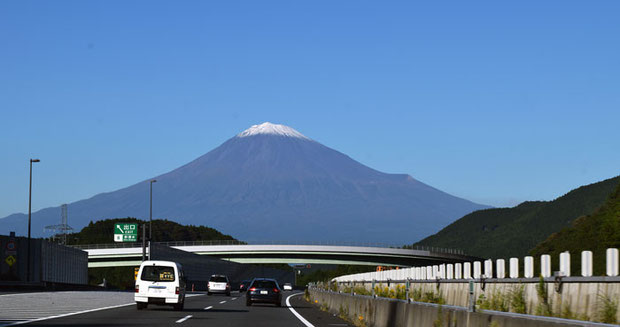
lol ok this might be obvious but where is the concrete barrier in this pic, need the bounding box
[333,248,620,323]
[309,287,619,327]
[330,277,620,324]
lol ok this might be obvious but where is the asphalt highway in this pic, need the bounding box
[2,291,350,327]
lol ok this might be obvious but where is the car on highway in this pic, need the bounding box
[246,278,282,307]
[239,279,251,292]
[135,260,186,311]
[282,283,293,291]
[207,274,231,296]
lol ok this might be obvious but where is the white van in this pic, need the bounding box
[135,260,186,310]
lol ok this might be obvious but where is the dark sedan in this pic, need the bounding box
[245,278,282,307]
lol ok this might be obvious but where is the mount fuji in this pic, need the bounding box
[0,122,489,243]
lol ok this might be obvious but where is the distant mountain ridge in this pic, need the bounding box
[414,175,620,259]
[0,122,488,243]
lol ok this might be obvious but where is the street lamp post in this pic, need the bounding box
[27,158,40,282]
[149,179,156,241]
[148,179,156,261]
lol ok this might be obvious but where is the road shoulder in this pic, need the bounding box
[288,292,351,327]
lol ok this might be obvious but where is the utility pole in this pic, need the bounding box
[142,224,146,262]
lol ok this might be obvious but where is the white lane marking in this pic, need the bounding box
[186,294,205,298]
[3,302,135,326]
[175,315,193,323]
[0,293,47,297]
[285,293,315,327]
[219,300,226,304]
[204,306,213,310]
[231,297,237,301]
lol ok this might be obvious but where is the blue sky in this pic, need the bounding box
[1,1,619,219]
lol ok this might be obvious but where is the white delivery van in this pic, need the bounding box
[135,260,186,310]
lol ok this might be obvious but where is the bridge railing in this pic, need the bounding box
[71,240,465,255]
[71,242,144,249]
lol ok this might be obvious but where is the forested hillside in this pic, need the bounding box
[65,218,237,245]
[530,180,620,275]
[413,176,620,259]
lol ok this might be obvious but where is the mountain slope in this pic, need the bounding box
[414,176,620,258]
[0,122,488,243]
[530,181,620,275]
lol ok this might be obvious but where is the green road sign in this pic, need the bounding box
[114,223,138,242]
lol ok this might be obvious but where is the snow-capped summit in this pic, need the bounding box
[237,122,310,140]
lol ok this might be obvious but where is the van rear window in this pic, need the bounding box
[141,266,175,282]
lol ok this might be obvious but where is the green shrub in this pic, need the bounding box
[422,290,445,304]
[394,284,407,300]
[596,293,618,324]
[535,276,553,316]
[411,287,423,301]
[353,286,371,296]
[560,303,576,320]
[509,285,526,314]
[477,290,508,312]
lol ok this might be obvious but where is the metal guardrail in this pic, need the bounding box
[69,240,465,255]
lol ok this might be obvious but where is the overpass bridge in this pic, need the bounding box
[75,241,478,268]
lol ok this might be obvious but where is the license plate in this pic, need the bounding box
[260,290,268,295]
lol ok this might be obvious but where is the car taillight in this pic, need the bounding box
[273,288,279,293]
[175,287,180,295]
[249,287,256,292]
[135,285,139,293]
